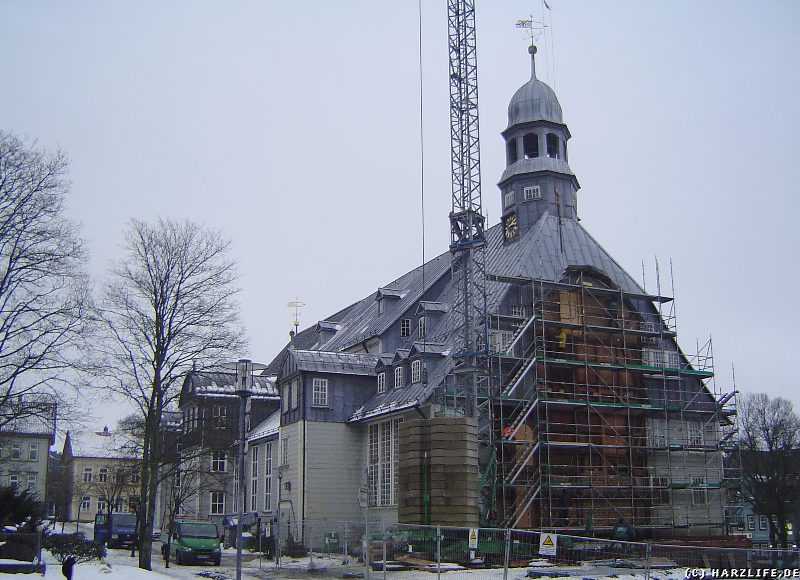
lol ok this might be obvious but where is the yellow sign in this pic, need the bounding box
[468,528,479,550]
[539,533,558,556]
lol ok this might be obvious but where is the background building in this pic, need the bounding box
[0,400,56,503]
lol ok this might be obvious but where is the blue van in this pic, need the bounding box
[93,512,137,548]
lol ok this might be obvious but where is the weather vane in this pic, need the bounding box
[287,297,305,337]
[516,14,548,48]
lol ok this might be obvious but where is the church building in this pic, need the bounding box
[262,44,737,541]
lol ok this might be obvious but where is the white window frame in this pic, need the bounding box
[759,515,768,530]
[250,445,259,512]
[174,468,182,488]
[264,442,273,511]
[418,316,426,338]
[747,514,755,531]
[510,304,527,318]
[504,189,515,208]
[687,420,703,446]
[81,495,91,511]
[210,450,227,473]
[651,418,667,447]
[411,360,422,384]
[523,185,541,201]
[83,467,93,482]
[378,299,384,314]
[97,497,107,513]
[210,491,225,515]
[11,443,20,459]
[377,372,386,394]
[394,366,404,389]
[291,379,299,410]
[400,319,411,338]
[691,476,708,505]
[29,443,39,461]
[98,468,108,483]
[312,378,329,407]
[281,437,289,466]
[367,418,404,507]
[282,383,289,412]
[9,474,19,488]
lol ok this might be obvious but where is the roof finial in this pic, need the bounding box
[516,16,546,81]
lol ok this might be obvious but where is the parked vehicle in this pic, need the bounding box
[93,513,137,548]
[161,520,221,566]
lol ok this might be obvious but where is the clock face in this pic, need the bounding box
[504,213,518,239]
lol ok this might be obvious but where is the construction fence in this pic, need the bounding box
[248,519,800,578]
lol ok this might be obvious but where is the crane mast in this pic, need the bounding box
[444,0,493,520]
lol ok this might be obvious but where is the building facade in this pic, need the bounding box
[62,428,141,522]
[0,402,56,502]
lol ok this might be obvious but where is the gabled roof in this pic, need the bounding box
[409,342,449,356]
[392,349,411,363]
[0,401,56,442]
[415,301,449,316]
[289,350,379,376]
[376,287,404,299]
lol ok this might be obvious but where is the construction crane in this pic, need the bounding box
[444,0,493,522]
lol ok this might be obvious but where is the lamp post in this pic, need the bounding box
[276,464,286,568]
[234,359,254,580]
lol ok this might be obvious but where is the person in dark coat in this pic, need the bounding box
[61,556,76,580]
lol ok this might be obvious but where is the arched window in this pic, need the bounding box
[507,138,518,164]
[523,133,539,159]
[546,133,560,159]
[394,366,404,388]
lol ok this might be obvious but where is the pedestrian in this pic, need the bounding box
[61,556,76,580]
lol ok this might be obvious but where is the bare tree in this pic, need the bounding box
[738,392,800,549]
[97,217,245,570]
[0,132,90,427]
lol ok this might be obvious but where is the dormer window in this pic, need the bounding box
[546,133,560,159]
[377,372,386,394]
[503,189,514,208]
[418,316,426,338]
[411,360,422,383]
[523,133,539,158]
[394,366,404,388]
[507,138,518,164]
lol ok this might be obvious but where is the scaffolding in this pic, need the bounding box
[486,269,741,538]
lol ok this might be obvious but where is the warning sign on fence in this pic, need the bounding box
[468,528,479,550]
[539,533,558,556]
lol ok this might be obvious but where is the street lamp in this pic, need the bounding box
[227,358,265,580]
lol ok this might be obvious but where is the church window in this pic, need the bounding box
[394,366,404,388]
[524,186,541,201]
[400,319,411,337]
[411,360,422,383]
[507,138,518,164]
[546,133,560,159]
[377,372,386,394]
[523,133,539,158]
[503,189,514,208]
[368,418,403,507]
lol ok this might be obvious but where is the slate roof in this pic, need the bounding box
[291,350,379,376]
[180,371,278,405]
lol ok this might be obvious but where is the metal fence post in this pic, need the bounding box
[365,517,371,580]
[344,521,349,566]
[436,525,442,580]
[503,527,512,580]
[644,540,653,580]
[382,523,387,580]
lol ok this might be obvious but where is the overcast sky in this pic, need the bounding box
[2,1,798,427]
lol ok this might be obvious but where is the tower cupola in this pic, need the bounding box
[499,45,580,242]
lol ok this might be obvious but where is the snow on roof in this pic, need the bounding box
[68,429,140,460]
[247,410,280,443]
